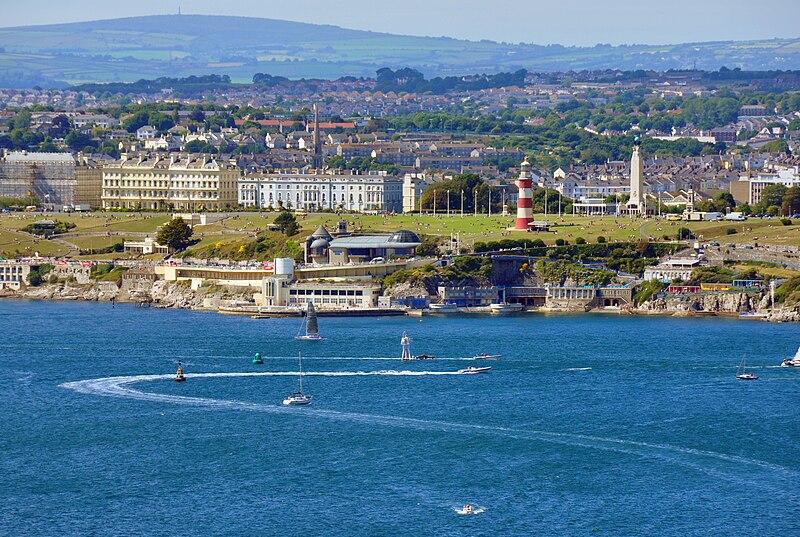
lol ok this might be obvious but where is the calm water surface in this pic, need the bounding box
[1,300,799,536]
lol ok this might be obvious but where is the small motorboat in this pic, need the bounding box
[174,362,186,383]
[458,366,492,375]
[252,352,264,365]
[736,358,758,381]
[455,503,483,515]
[414,354,436,361]
[472,353,500,360]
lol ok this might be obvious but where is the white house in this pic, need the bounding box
[136,126,158,140]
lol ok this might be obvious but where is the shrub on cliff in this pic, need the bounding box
[26,264,53,286]
[775,276,800,306]
[634,279,666,305]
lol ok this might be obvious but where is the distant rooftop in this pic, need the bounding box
[4,151,75,163]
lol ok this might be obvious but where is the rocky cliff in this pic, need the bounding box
[0,278,258,310]
[636,291,800,322]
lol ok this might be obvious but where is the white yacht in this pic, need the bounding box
[489,288,523,314]
[489,302,524,314]
[429,302,459,313]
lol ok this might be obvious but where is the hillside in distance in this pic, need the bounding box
[0,15,799,87]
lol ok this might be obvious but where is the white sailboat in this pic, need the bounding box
[736,357,758,381]
[296,301,323,341]
[283,352,312,406]
[781,346,800,367]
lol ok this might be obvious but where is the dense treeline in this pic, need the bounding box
[72,75,233,96]
[375,68,528,94]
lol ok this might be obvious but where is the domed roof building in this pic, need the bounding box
[389,230,420,244]
[310,225,333,241]
[310,237,330,250]
[304,225,334,264]
[303,223,421,265]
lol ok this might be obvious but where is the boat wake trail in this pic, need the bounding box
[61,372,798,495]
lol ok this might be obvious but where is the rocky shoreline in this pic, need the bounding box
[2,281,799,322]
[0,279,257,311]
[637,291,800,322]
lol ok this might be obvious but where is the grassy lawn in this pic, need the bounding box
[1,212,797,260]
[67,236,126,250]
[727,262,800,279]
[0,229,70,257]
[0,214,169,234]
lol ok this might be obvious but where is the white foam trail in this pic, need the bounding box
[60,372,798,494]
[563,367,592,372]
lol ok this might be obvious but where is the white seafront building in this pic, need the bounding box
[238,170,403,213]
[101,152,240,211]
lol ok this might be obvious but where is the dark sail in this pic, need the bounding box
[306,302,319,336]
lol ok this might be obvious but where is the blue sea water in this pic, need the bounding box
[1,299,799,536]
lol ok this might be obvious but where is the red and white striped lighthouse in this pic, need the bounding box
[515,158,533,230]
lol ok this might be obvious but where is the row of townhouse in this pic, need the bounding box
[101,153,240,211]
[238,171,403,213]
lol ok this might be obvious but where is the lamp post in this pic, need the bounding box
[446,189,450,217]
[558,190,562,217]
[474,189,478,217]
[460,190,464,217]
[433,189,437,216]
[488,187,491,217]
[543,187,548,218]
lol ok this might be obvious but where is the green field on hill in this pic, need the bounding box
[1,212,797,260]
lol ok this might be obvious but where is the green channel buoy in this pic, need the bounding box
[253,352,263,365]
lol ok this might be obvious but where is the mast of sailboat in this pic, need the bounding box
[298,352,304,393]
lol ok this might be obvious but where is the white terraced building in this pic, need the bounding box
[238,171,403,213]
[101,153,240,211]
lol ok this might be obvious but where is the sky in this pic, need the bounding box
[0,0,797,47]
